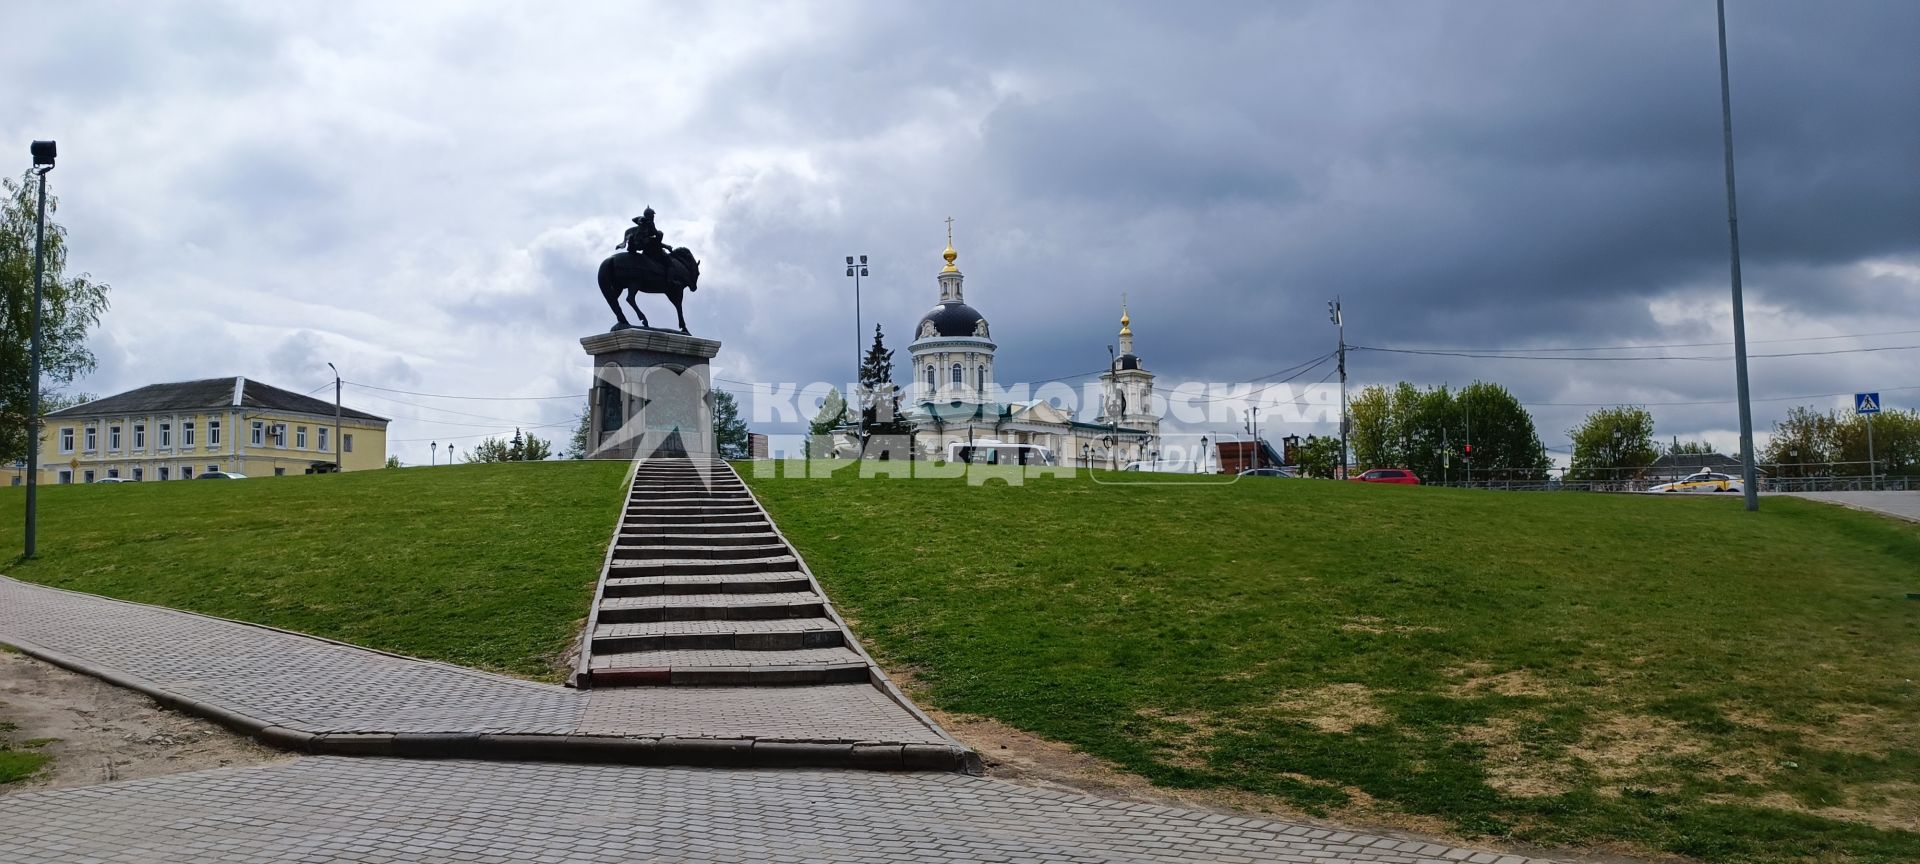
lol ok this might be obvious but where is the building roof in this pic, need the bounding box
[46,377,388,423]
[916,301,990,339]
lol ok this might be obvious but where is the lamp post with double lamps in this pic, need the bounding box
[22,140,56,559]
[846,254,869,444]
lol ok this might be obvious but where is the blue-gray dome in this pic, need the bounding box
[917,302,989,338]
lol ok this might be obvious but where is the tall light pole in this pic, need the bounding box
[1715,0,1759,512]
[23,140,56,559]
[430,441,437,467]
[1328,298,1347,479]
[326,362,343,472]
[846,255,869,444]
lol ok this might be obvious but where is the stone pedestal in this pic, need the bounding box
[580,329,723,460]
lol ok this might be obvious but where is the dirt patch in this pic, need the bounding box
[1709,785,1920,835]
[1341,615,1443,636]
[1567,713,1708,783]
[1262,682,1389,733]
[1458,712,1574,798]
[0,651,283,794]
[1444,667,1553,699]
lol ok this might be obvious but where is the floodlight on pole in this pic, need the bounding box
[22,140,56,559]
[846,254,869,444]
[1715,0,1760,512]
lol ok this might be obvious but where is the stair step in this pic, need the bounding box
[625,513,772,526]
[596,592,826,623]
[619,522,773,535]
[588,647,870,686]
[619,531,782,547]
[603,574,814,597]
[591,618,845,653]
[610,556,799,577]
[614,543,791,561]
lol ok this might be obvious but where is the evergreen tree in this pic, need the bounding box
[566,403,589,459]
[2,171,111,463]
[856,324,910,437]
[713,390,750,459]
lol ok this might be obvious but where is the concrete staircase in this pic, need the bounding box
[575,459,873,688]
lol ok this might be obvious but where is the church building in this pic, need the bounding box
[847,231,1159,467]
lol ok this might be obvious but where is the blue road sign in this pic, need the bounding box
[1855,392,1881,414]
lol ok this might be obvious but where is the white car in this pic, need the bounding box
[1649,471,1742,493]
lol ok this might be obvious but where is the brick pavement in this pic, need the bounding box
[0,756,1563,864]
[0,577,949,749]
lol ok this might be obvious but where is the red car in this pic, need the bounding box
[1351,468,1421,485]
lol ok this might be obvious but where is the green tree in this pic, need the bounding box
[713,390,750,459]
[1294,434,1343,479]
[464,437,512,463]
[1347,380,1549,482]
[1761,406,1836,476]
[804,388,847,458]
[1567,406,1657,481]
[521,432,553,461]
[1838,409,1919,477]
[385,455,402,468]
[857,324,910,437]
[2,171,111,463]
[566,403,589,459]
[1666,437,1715,456]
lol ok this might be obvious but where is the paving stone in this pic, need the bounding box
[0,757,1567,863]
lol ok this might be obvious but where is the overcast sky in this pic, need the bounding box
[8,1,1917,464]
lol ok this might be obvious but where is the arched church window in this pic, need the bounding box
[950,363,963,386]
[925,365,935,391]
[978,365,986,389]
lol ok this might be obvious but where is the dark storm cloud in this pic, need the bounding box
[10,0,1917,461]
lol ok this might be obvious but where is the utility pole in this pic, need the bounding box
[1716,0,1759,512]
[1328,298,1347,479]
[327,362,343,472]
[23,141,56,559]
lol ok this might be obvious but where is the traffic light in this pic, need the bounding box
[1463,443,1474,460]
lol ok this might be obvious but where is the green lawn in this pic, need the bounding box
[743,465,1920,864]
[0,720,52,787]
[0,461,628,680]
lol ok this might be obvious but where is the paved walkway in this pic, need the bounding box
[0,577,961,768]
[1786,490,1920,523]
[0,756,1558,864]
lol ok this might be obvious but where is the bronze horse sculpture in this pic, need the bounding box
[599,246,701,333]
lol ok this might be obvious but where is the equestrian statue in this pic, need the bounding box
[599,207,701,333]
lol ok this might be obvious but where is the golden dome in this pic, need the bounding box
[941,242,958,273]
[1119,301,1132,337]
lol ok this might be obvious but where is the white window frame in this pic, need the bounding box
[296,426,308,449]
[274,425,286,448]
[159,422,171,448]
[344,433,354,454]
[950,363,963,386]
[209,420,222,447]
[317,427,330,453]
[59,427,74,453]
[251,421,265,446]
[183,421,195,447]
[110,426,122,450]
[85,426,97,451]
[134,423,146,449]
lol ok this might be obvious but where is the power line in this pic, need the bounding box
[390,420,573,444]
[344,381,580,401]
[1353,344,1920,362]
[1522,383,1920,409]
[1354,327,1920,355]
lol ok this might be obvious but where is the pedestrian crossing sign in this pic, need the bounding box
[1855,392,1881,414]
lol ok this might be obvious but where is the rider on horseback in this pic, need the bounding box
[619,207,672,276]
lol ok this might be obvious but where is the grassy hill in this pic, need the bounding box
[743,467,1920,864]
[3,462,1916,861]
[0,461,628,679]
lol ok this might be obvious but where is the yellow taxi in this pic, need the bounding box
[1649,471,1744,493]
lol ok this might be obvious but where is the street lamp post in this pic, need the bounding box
[22,140,56,559]
[446,443,454,465]
[846,255,869,445]
[1715,0,1759,512]
[430,441,437,466]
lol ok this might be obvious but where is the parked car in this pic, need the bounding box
[1122,459,1203,474]
[1237,467,1296,478]
[196,471,248,480]
[92,477,133,484]
[1350,468,1421,485]
[1649,471,1742,493]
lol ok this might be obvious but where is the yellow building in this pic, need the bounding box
[9,376,389,485]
